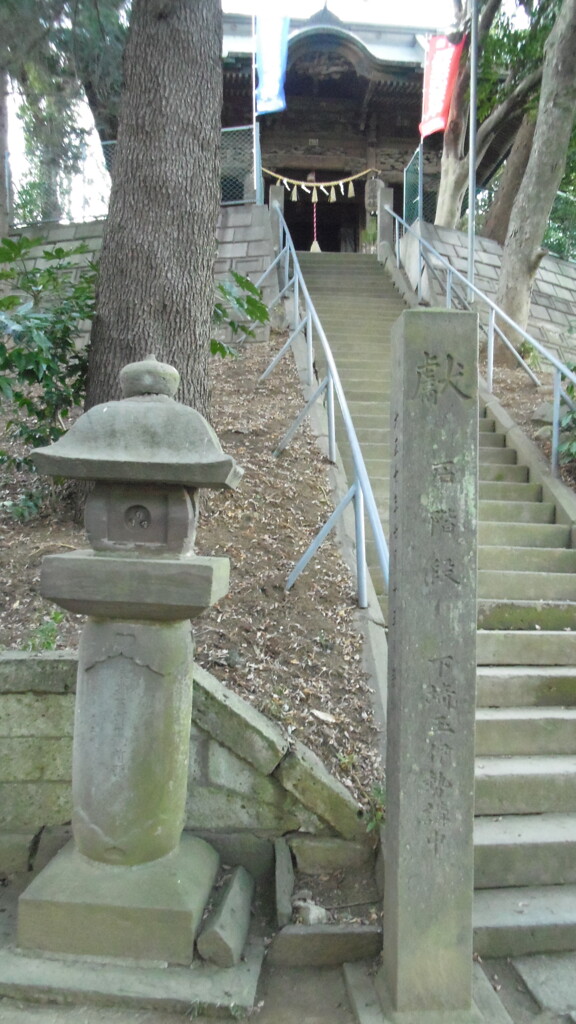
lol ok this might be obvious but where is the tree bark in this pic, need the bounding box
[85,0,222,418]
[481,112,535,244]
[496,0,576,340]
[0,70,10,236]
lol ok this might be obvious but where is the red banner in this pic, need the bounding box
[419,35,466,139]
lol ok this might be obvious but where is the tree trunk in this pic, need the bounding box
[481,113,535,245]
[434,147,469,228]
[85,0,222,418]
[0,70,10,237]
[496,0,576,340]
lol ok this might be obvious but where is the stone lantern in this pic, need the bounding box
[17,356,242,966]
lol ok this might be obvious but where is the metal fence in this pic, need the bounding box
[6,125,263,227]
[403,146,439,225]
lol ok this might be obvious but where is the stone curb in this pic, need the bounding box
[266,924,381,967]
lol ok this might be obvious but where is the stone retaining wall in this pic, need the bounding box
[0,652,365,876]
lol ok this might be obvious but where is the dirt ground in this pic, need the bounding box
[0,331,383,813]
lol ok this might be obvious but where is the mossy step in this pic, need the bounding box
[477,599,576,631]
[478,522,570,547]
[476,666,576,707]
[479,433,507,448]
[473,884,576,957]
[478,570,576,601]
[479,464,528,482]
[479,500,555,523]
[474,813,576,889]
[479,481,542,502]
[476,707,576,756]
[478,546,576,572]
[477,630,576,666]
[475,755,576,815]
[479,448,519,465]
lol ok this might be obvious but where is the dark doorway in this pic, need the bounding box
[268,172,365,252]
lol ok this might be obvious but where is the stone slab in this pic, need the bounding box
[0,834,36,876]
[0,652,76,694]
[344,962,513,1023]
[288,836,374,874]
[0,937,264,1015]
[193,664,289,774]
[274,741,364,839]
[275,838,295,927]
[267,924,381,967]
[40,551,229,619]
[197,865,254,967]
[513,951,576,1014]
[18,836,220,965]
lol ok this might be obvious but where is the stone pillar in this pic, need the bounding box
[378,310,479,1019]
[377,185,394,262]
[269,183,285,250]
[16,356,242,966]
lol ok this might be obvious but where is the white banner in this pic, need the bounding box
[255,14,290,115]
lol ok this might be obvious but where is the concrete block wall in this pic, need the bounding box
[418,222,576,365]
[0,653,365,876]
[15,204,276,292]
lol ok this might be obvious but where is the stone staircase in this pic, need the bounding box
[298,250,576,958]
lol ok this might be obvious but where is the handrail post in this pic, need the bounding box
[487,308,495,392]
[327,374,336,464]
[355,483,368,609]
[293,273,299,329]
[306,311,314,388]
[417,239,423,302]
[552,366,562,475]
[446,269,453,309]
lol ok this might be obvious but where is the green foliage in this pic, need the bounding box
[211,270,269,358]
[365,784,385,833]
[0,234,95,468]
[558,363,576,464]
[0,488,45,522]
[24,610,65,652]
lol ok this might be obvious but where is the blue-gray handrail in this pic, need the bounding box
[255,202,389,607]
[386,207,576,475]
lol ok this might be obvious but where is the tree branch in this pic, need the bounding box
[477,65,542,152]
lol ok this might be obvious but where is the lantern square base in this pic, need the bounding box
[17,836,220,965]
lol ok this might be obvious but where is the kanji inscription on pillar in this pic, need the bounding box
[379,309,478,1016]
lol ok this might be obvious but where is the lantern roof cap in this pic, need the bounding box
[31,356,243,490]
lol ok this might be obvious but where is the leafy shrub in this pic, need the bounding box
[0,235,95,468]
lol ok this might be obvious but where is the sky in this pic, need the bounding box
[222,0,455,30]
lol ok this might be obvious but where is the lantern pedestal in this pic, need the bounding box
[17,835,219,964]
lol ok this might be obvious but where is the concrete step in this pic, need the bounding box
[477,599,576,631]
[476,708,576,756]
[478,570,576,601]
[479,419,496,433]
[478,547,576,572]
[476,666,576,707]
[478,522,571,547]
[479,464,529,482]
[477,631,576,666]
[479,448,519,465]
[473,884,576,956]
[479,481,542,502]
[479,500,555,523]
[480,433,507,448]
[474,814,576,888]
[475,755,576,815]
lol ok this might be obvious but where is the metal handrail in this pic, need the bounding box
[255,202,390,606]
[386,207,576,475]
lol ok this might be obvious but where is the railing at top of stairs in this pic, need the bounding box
[386,206,576,476]
[253,201,389,608]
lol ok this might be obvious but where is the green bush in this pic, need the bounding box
[0,235,95,468]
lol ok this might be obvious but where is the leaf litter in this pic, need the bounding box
[0,331,383,811]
